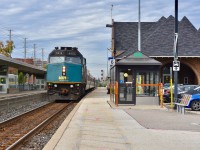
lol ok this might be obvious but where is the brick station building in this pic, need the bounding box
[108,15,200,85]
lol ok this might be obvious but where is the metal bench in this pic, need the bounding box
[175,94,192,114]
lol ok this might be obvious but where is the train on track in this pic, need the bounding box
[46,47,95,100]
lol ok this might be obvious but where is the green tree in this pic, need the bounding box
[18,72,26,90]
[0,40,14,57]
[18,72,24,85]
[43,64,47,69]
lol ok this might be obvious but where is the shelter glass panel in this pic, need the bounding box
[0,65,7,75]
[8,74,18,88]
[110,67,116,103]
[136,72,159,96]
[0,77,6,84]
[119,69,134,102]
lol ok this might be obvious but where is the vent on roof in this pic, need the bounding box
[72,47,78,50]
[60,47,72,50]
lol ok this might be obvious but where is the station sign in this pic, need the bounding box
[109,58,115,67]
[108,56,114,60]
[173,61,180,71]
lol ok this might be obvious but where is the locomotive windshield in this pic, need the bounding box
[66,57,81,64]
[49,56,81,64]
[49,56,65,63]
[49,47,83,64]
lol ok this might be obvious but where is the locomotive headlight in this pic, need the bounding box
[54,84,57,87]
[62,66,66,76]
[70,85,74,88]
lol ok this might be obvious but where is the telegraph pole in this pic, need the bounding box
[42,48,44,68]
[111,4,113,22]
[174,0,179,103]
[138,0,141,52]
[107,48,108,77]
[24,38,27,60]
[33,44,36,65]
[8,29,12,57]
[9,29,12,41]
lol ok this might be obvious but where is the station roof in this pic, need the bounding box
[116,51,162,66]
[113,15,200,58]
[0,55,46,77]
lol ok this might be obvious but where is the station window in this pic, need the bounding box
[184,77,188,84]
[41,79,45,84]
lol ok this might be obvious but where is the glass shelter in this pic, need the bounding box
[110,52,162,105]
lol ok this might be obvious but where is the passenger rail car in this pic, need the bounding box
[46,47,95,100]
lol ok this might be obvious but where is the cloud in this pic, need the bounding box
[1,0,200,78]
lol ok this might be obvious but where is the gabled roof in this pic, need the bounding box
[116,51,162,66]
[114,16,200,58]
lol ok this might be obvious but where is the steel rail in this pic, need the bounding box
[6,101,73,150]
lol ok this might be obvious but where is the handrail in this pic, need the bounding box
[136,83,160,86]
[111,82,164,108]
[115,81,118,106]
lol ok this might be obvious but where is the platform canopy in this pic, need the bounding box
[0,55,46,78]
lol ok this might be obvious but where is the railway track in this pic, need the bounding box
[0,102,73,150]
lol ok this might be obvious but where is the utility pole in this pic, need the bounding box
[9,29,12,41]
[8,29,12,57]
[174,0,179,103]
[138,0,141,52]
[111,4,113,23]
[42,48,44,68]
[33,44,36,65]
[107,48,108,77]
[24,38,27,60]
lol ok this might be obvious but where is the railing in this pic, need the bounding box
[137,83,164,107]
[110,82,164,107]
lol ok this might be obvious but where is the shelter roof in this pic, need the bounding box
[116,51,162,66]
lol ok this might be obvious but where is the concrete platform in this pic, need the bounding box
[43,87,200,150]
[0,90,47,99]
[0,90,48,112]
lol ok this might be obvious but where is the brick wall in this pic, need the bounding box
[154,57,200,85]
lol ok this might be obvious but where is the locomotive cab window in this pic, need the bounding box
[83,58,86,65]
[66,56,81,64]
[49,56,65,64]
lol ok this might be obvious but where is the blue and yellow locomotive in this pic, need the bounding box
[46,47,95,100]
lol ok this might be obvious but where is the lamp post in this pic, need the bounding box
[107,48,113,78]
[174,0,179,104]
[138,0,141,52]
[107,48,108,77]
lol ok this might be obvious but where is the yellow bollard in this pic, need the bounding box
[170,79,174,108]
[160,83,163,108]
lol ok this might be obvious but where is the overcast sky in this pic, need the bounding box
[0,0,200,78]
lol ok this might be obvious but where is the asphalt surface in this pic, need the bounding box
[125,108,200,132]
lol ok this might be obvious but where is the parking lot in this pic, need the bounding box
[125,106,200,132]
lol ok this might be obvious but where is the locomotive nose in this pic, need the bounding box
[61,88,69,95]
